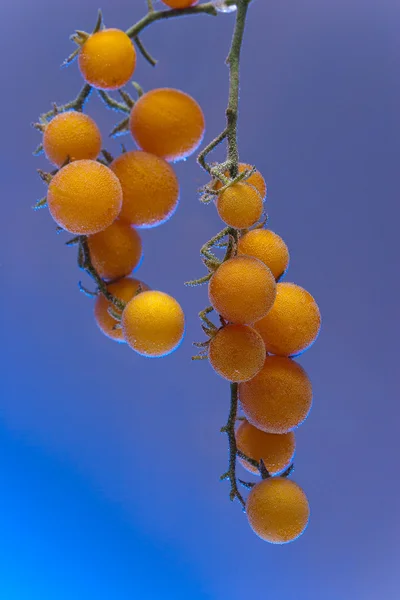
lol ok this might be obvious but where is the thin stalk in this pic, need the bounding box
[194,1,255,508]
[197,0,252,176]
[226,0,250,177]
[78,238,126,312]
[125,3,218,38]
[221,383,245,508]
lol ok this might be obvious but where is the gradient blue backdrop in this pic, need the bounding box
[1,0,399,598]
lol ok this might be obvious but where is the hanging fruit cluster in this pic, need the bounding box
[188,155,321,543]
[34,10,205,358]
[33,0,321,544]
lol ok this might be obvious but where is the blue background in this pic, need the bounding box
[1,0,399,598]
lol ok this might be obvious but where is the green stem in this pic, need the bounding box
[222,383,245,508]
[185,272,212,287]
[98,90,130,113]
[197,0,251,176]
[78,238,126,312]
[133,34,157,66]
[125,3,218,38]
[212,4,252,505]
[225,0,250,177]
[192,2,253,508]
[40,84,92,121]
[197,129,228,173]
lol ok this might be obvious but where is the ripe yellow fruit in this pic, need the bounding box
[216,182,263,229]
[237,229,290,280]
[208,324,265,382]
[236,419,295,475]
[122,291,185,357]
[94,278,148,342]
[255,283,321,357]
[87,220,142,281]
[129,88,205,162]
[214,163,267,201]
[208,256,276,324]
[43,111,102,167]
[162,0,198,7]
[47,160,122,234]
[79,29,136,90]
[110,151,179,228]
[246,478,310,544]
[239,356,312,433]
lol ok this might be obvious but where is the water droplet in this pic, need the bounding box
[213,1,237,14]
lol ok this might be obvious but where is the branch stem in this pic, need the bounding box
[197,0,251,175]
[133,34,157,66]
[197,129,228,173]
[126,3,218,39]
[78,237,126,312]
[193,2,254,507]
[222,383,245,508]
[226,0,250,177]
[98,90,130,113]
[41,84,92,121]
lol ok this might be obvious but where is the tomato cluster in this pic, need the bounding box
[36,26,205,357]
[203,160,321,543]
[34,4,321,544]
